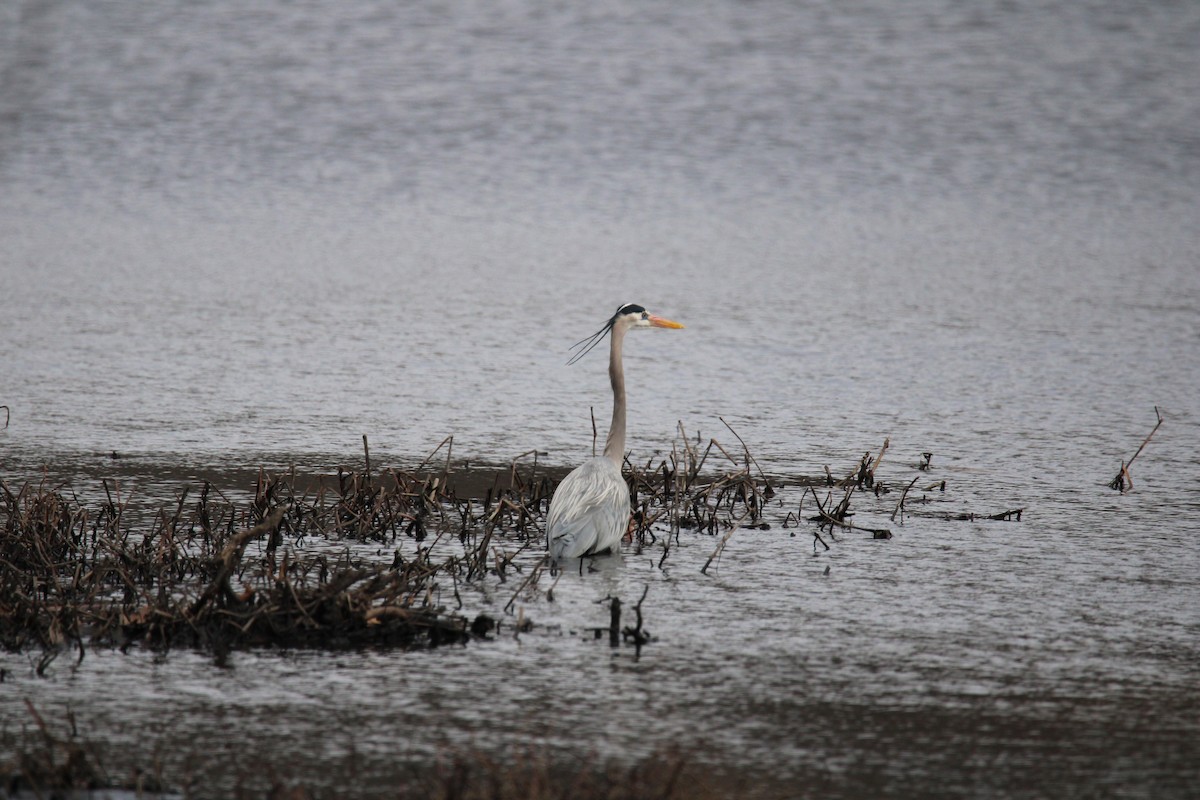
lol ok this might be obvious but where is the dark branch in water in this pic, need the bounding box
[700,511,752,575]
[1109,406,1163,493]
[891,477,920,522]
[906,508,1024,522]
[807,487,892,539]
[623,585,651,647]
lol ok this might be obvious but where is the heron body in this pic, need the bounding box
[546,457,629,559]
[547,303,683,561]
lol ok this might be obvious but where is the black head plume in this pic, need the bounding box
[566,303,645,365]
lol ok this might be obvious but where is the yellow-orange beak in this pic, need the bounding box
[649,315,684,329]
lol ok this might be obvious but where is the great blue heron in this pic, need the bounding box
[547,303,684,560]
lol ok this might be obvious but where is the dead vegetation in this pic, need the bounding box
[1109,406,1164,492]
[766,439,1027,557]
[0,464,482,661]
[0,428,773,659]
[2,425,1029,658]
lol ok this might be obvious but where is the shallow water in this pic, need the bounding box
[2,0,1199,797]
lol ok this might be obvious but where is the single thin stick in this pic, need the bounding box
[815,509,891,538]
[509,449,541,490]
[415,435,454,473]
[608,596,621,646]
[700,511,751,575]
[627,584,650,646]
[24,699,50,738]
[1,405,9,429]
[1109,407,1164,491]
[890,476,920,522]
[503,557,546,614]
[362,434,372,481]
[869,437,890,483]
[1125,406,1164,469]
[676,421,700,471]
[719,416,770,484]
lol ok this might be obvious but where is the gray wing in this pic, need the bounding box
[547,457,630,560]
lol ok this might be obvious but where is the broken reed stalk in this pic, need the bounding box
[414,435,454,474]
[1109,406,1164,492]
[700,511,752,575]
[719,416,772,489]
[503,556,548,614]
[868,437,889,486]
[891,476,920,522]
[508,450,541,491]
[362,434,372,482]
[1,404,9,429]
[606,596,621,646]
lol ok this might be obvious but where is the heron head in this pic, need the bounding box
[613,302,685,332]
[567,303,684,364]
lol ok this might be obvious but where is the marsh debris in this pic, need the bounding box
[0,425,767,657]
[2,425,1030,657]
[0,466,486,656]
[1109,406,1163,493]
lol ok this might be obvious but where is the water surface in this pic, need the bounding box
[2,0,1199,797]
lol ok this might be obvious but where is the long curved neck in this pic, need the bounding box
[602,325,627,464]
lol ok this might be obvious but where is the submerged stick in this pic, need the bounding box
[1109,407,1164,492]
[608,596,621,646]
[624,585,651,646]
[890,477,920,522]
[503,556,547,614]
[700,511,751,575]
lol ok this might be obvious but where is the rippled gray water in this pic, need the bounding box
[2,0,1199,797]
